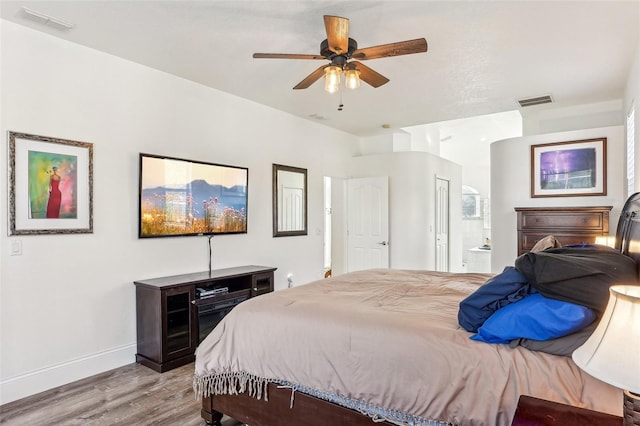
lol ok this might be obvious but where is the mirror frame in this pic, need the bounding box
[272,164,308,237]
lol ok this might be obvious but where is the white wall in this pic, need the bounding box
[328,177,347,276]
[491,126,626,272]
[404,111,524,271]
[349,151,463,272]
[624,21,640,194]
[491,19,639,272]
[354,131,413,156]
[0,21,358,403]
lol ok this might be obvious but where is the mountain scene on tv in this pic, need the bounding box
[140,179,247,236]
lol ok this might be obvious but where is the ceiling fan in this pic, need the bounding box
[253,15,428,92]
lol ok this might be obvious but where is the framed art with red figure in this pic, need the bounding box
[8,131,93,235]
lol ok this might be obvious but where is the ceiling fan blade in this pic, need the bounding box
[293,65,327,90]
[352,38,428,60]
[324,15,349,54]
[350,61,389,88]
[253,53,326,60]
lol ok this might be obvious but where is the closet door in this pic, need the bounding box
[435,177,450,272]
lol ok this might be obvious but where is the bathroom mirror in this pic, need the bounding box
[273,164,307,237]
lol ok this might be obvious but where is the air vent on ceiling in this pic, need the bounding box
[309,113,328,120]
[22,7,74,31]
[517,95,553,108]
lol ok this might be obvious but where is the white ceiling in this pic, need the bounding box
[1,1,638,137]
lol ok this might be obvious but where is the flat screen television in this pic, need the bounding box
[138,153,248,238]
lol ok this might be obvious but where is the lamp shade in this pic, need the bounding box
[572,285,640,394]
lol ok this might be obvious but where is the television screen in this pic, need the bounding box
[139,153,248,237]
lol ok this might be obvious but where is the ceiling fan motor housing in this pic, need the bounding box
[320,37,358,60]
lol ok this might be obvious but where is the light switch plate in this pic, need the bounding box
[10,240,22,256]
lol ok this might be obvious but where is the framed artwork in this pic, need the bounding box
[530,138,607,198]
[8,131,94,235]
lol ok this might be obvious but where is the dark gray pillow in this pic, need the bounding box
[509,321,597,357]
[515,246,638,314]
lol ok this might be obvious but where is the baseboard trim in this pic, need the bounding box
[0,343,136,405]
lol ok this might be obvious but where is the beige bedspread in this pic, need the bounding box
[194,268,622,425]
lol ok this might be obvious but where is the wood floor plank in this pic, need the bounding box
[0,363,242,426]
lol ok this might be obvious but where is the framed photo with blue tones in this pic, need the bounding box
[8,131,94,235]
[531,138,607,198]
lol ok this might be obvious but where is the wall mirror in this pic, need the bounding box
[273,164,307,237]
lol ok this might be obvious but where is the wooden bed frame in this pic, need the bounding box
[201,193,640,426]
[201,383,394,426]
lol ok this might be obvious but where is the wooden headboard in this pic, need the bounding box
[615,192,640,265]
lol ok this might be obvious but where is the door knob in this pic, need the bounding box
[377,241,388,246]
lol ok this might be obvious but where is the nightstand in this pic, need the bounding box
[511,395,622,425]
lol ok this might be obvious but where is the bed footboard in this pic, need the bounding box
[201,383,396,426]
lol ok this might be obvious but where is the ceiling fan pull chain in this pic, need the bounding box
[338,90,344,111]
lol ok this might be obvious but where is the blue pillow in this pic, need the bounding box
[470,293,596,344]
[458,266,533,332]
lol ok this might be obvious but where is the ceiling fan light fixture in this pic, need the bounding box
[324,65,341,93]
[344,68,361,90]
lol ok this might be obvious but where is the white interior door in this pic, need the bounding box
[435,177,450,272]
[347,177,389,272]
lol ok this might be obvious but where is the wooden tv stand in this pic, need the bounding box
[134,265,276,372]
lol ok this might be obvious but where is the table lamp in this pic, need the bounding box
[572,285,640,425]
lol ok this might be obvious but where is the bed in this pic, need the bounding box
[194,193,640,426]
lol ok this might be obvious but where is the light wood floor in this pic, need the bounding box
[0,362,242,426]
